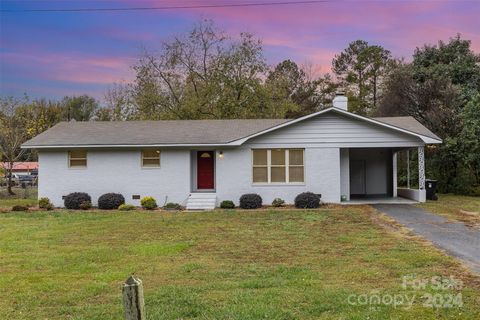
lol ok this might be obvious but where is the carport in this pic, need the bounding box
[340,146,427,203]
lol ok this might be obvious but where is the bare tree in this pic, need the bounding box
[0,97,28,195]
[104,82,135,120]
[131,19,278,119]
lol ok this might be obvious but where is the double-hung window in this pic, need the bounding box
[142,150,161,167]
[252,149,304,184]
[69,150,87,168]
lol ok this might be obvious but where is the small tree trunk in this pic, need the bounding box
[7,162,15,195]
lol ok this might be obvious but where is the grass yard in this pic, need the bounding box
[1,205,480,319]
[417,194,480,227]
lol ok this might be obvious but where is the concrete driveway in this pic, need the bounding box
[373,204,480,274]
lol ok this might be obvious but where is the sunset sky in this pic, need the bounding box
[1,0,479,101]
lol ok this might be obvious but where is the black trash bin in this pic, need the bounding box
[425,179,438,200]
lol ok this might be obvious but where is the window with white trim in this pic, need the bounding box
[142,150,161,167]
[69,150,87,168]
[252,149,304,183]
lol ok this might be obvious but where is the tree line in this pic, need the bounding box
[1,20,479,195]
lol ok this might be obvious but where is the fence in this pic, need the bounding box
[0,180,38,200]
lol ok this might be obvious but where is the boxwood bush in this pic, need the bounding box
[64,192,91,209]
[118,204,136,211]
[38,197,54,210]
[141,196,157,210]
[163,202,182,210]
[239,194,262,209]
[294,192,320,209]
[98,193,125,210]
[220,200,235,209]
[271,198,285,207]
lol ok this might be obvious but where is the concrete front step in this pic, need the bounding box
[189,192,217,199]
[186,198,216,202]
[186,193,217,210]
[187,202,216,206]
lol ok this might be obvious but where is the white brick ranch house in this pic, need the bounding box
[22,95,442,209]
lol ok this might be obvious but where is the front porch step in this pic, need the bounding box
[186,193,217,210]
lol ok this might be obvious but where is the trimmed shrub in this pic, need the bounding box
[163,202,182,210]
[239,193,262,209]
[141,196,157,210]
[64,192,91,209]
[118,204,136,211]
[294,192,320,209]
[220,200,235,209]
[272,198,285,207]
[98,193,125,210]
[79,201,92,210]
[12,205,28,212]
[38,197,54,210]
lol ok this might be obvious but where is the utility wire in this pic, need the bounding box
[0,1,333,13]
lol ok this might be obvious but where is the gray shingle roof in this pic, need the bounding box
[22,111,441,148]
[22,119,291,147]
[372,116,441,140]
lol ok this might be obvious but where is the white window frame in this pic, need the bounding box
[68,150,87,169]
[252,149,305,185]
[141,150,161,168]
[288,149,305,183]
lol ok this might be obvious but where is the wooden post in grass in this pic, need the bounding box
[122,276,145,320]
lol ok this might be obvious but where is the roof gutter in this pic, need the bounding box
[21,142,241,149]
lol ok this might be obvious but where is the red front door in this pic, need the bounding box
[197,151,214,189]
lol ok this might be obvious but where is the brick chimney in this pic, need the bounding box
[332,91,348,111]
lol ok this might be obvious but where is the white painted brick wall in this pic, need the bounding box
[38,150,191,207]
[216,146,341,205]
[39,146,341,207]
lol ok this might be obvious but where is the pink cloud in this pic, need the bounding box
[0,81,106,99]
[1,52,135,85]
[88,26,157,43]
[109,1,475,69]
[166,0,479,69]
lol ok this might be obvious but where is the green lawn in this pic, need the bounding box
[417,194,480,227]
[1,205,479,319]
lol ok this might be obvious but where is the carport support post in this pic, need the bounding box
[418,146,425,190]
[393,151,397,197]
[406,150,410,189]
